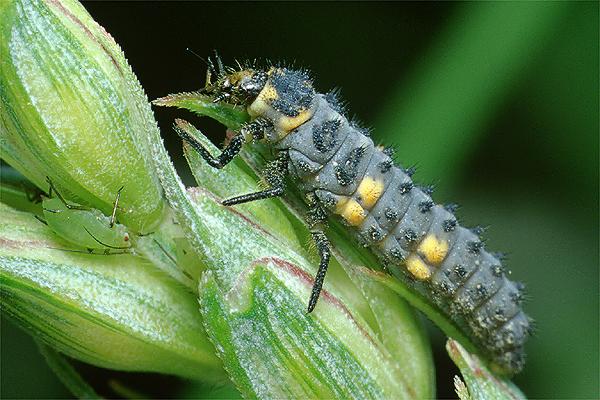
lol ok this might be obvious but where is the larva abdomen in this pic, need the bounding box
[281,91,530,374]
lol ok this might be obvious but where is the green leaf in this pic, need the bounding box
[0,0,433,396]
[153,93,250,130]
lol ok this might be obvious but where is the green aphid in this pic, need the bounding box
[42,178,131,253]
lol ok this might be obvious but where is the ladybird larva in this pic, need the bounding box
[173,62,531,375]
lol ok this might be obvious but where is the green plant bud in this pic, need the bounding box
[156,120,434,398]
[0,202,223,381]
[0,0,164,232]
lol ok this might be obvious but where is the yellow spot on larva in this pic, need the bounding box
[334,196,349,213]
[260,82,279,102]
[276,109,313,133]
[247,98,269,118]
[248,79,314,136]
[335,197,366,226]
[247,83,279,117]
[417,234,449,265]
[406,255,432,280]
[357,176,384,209]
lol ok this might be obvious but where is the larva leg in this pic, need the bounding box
[221,184,283,206]
[307,230,331,313]
[304,193,331,313]
[221,152,288,206]
[175,126,246,169]
[174,118,270,169]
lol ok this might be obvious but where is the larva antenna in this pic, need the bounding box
[185,48,215,88]
[185,47,209,67]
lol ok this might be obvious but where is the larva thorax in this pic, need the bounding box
[212,66,530,375]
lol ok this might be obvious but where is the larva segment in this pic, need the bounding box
[353,171,409,247]
[275,97,348,165]
[248,68,317,139]
[354,150,393,210]
[287,149,322,179]
[417,234,449,265]
[352,151,401,247]
[490,311,531,350]
[369,169,414,234]
[312,128,375,196]
[405,254,433,280]
[455,252,506,312]
[334,197,367,226]
[313,119,343,153]
[472,281,523,333]
[422,206,460,259]
[432,228,483,297]
[411,206,459,270]
[391,189,435,253]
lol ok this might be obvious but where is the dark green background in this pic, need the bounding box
[2,2,598,399]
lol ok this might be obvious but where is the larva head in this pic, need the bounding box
[207,68,268,105]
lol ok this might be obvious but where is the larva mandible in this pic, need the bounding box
[174,61,532,375]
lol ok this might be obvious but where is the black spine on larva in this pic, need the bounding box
[260,69,529,374]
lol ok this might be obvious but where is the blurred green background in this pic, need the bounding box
[2,2,597,399]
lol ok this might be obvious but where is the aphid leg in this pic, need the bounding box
[49,247,128,256]
[21,182,45,203]
[307,230,331,313]
[305,193,331,313]
[45,176,88,210]
[222,152,288,206]
[109,186,124,228]
[83,227,130,250]
[34,215,48,225]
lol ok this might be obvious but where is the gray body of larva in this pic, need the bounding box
[246,67,530,374]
